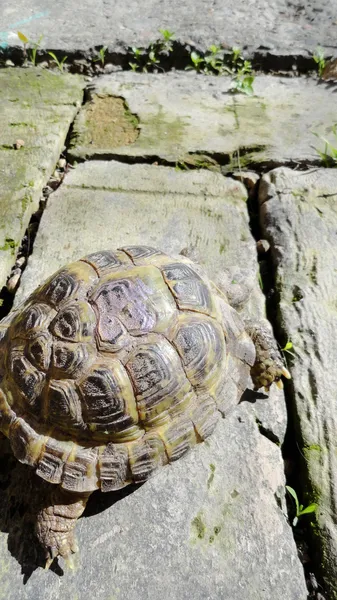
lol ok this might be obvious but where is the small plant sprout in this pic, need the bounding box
[186,51,205,73]
[48,51,68,72]
[186,45,255,95]
[128,30,175,72]
[286,486,318,526]
[30,35,43,66]
[313,124,337,167]
[281,340,295,358]
[94,46,108,67]
[313,46,326,77]
[129,47,143,71]
[18,32,43,65]
[158,29,175,53]
[17,31,28,59]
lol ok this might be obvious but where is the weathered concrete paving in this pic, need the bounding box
[69,72,337,166]
[3,161,308,599]
[0,68,84,289]
[259,167,337,599]
[1,0,336,59]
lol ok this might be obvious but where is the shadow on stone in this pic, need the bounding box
[0,438,138,581]
[239,388,268,404]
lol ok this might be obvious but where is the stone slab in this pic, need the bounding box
[0,0,336,60]
[0,407,307,600]
[4,161,307,599]
[259,167,337,598]
[69,72,337,166]
[0,67,84,289]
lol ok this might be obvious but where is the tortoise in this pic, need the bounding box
[0,245,289,568]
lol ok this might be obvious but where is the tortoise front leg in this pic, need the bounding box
[35,487,91,569]
[244,318,290,391]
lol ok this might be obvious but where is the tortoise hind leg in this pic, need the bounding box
[35,487,91,569]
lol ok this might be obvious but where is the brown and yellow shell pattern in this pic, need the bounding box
[0,247,255,494]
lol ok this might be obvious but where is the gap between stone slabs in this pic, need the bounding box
[259,166,337,600]
[4,159,307,599]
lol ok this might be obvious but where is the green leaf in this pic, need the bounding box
[159,29,175,41]
[286,485,300,514]
[191,51,201,64]
[18,31,28,44]
[208,44,220,54]
[298,503,318,516]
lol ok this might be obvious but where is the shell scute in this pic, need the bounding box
[51,339,96,379]
[125,335,192,422]
[91,265,177,338]
[38,261,98,307]
[48,379,84,430]
[61,446,99,492]
[82,250,132,276]
[36,437,73,484]
[26,331,53,372]
[50,301,96,342]
[161,263,217,317]
[9,345,45,409]
[78,359,139,436]
[98,443,130,492]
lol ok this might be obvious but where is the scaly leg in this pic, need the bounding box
[244,318,290,391]
[35,487,91,569]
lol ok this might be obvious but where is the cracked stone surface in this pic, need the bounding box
[0,68,84,289]
[69,72,337,166]
[0,0,336,59]
[1,160,308,599]
[259,167,337,599]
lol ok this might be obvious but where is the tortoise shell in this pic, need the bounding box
[0,246,255,494]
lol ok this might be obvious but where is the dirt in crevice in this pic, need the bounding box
[76,95,140,148]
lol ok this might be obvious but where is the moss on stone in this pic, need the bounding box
[207,463,216,489]
[136,106,189,151]
[0,238,18,255]
[191,513,206,540]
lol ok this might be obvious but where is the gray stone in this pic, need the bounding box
[259,166,337,598]
[0,407,307,600]
[4,160,307,599]
[0,68,84,289]
[0,0,336,60]
[69,72,337,166]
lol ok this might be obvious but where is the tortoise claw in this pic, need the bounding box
[44,546,58,570]
[281,367,291,380]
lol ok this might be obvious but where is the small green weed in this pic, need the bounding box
[313,46,326,77]
[30,35,43,66]
[281,340,295,358]
[286,486,318,527]
[17,31,28,58]
[129,29,175,73]
[312,124,337,167]
[18,31,43,65]
[93,46,108,67]
[186,45,227,75]
[48,51,68,72]
[186,45,255,95]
